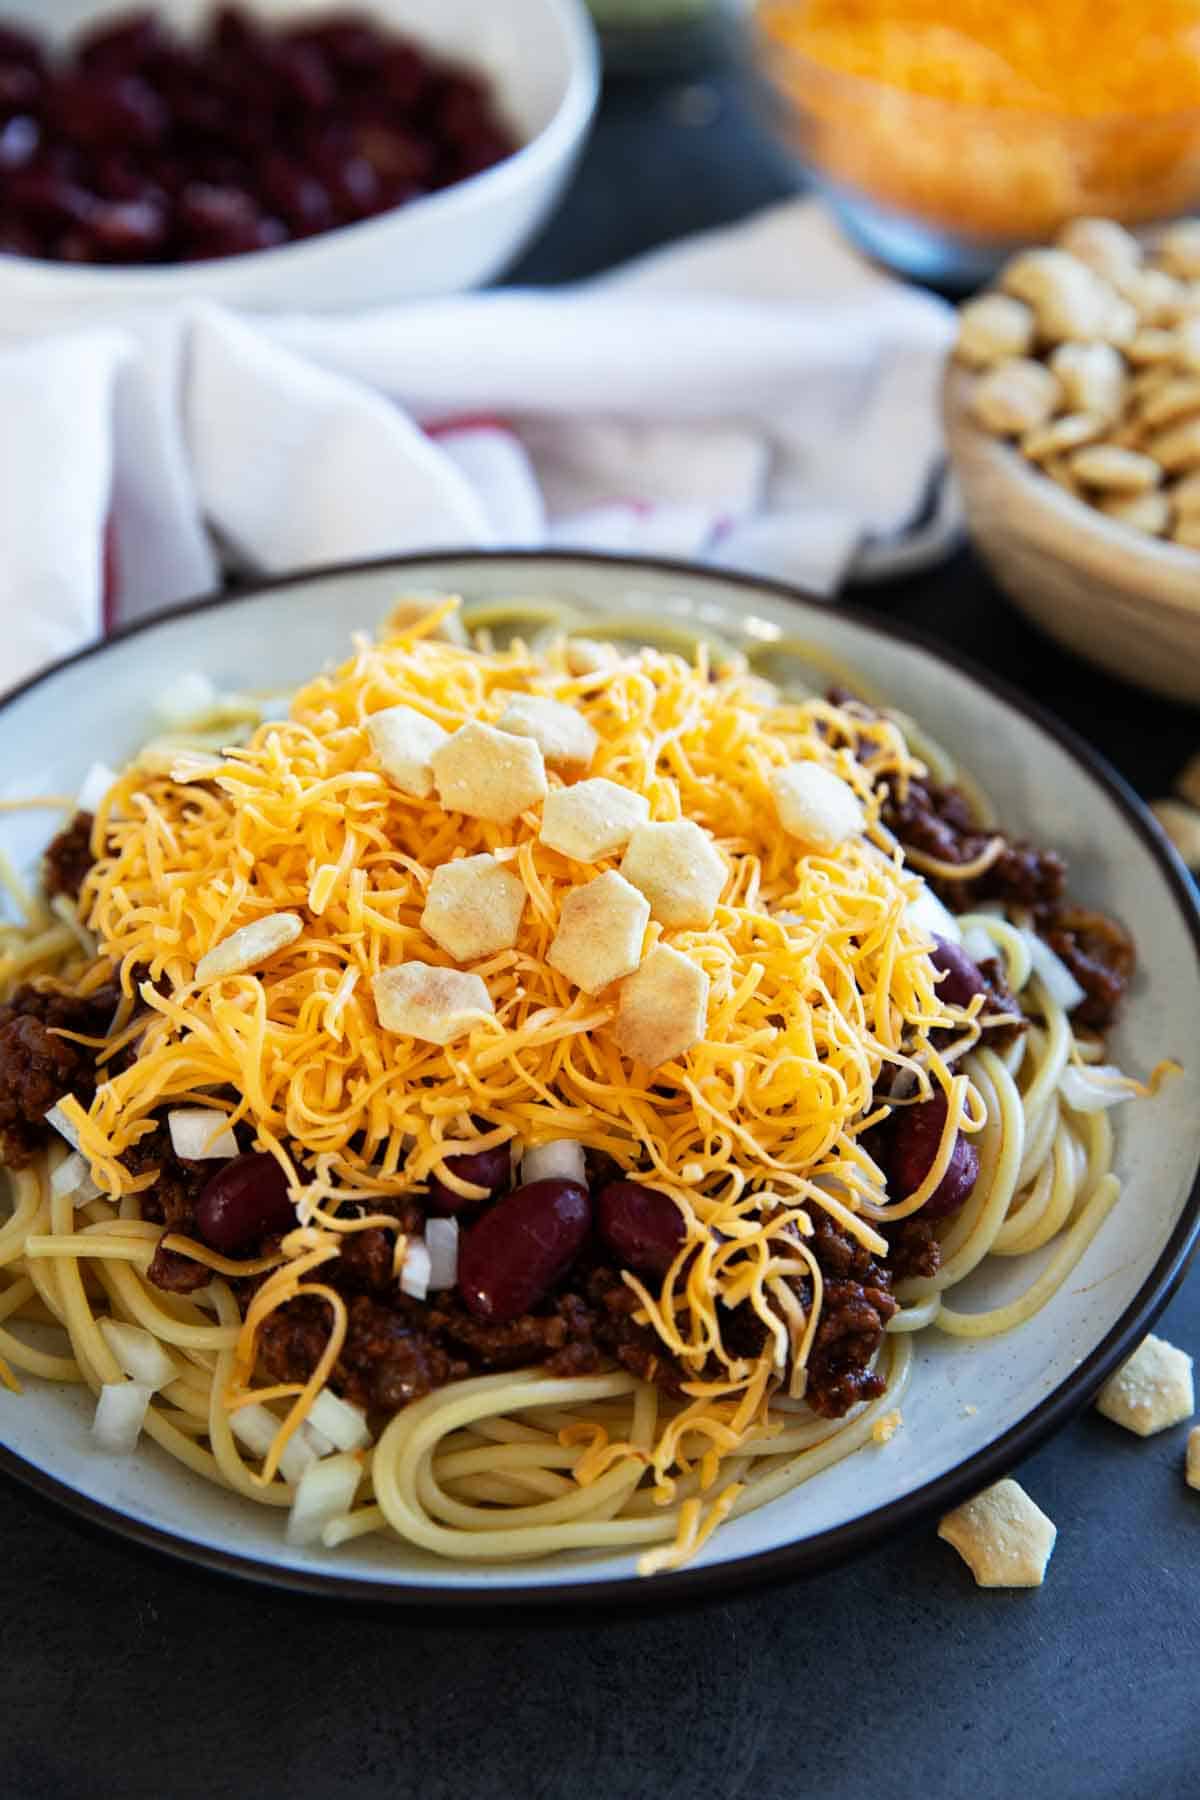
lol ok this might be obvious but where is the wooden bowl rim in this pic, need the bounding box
[944,363,1200,621]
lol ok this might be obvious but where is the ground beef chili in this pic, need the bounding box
[827,684,1135,1029]
[258,1290,467,1414]
[249,1204,908,1424]
[42,810,95,901]
[122,1123,213,1293]
[884,1216,941,1284]
[0,977,118,1166]
[255,1257,661,1418]
[576,1265,687,1394]
[881,775,1068,911]
[1044,905,1136,1032]
[971,953,1026,1050]
[879,773,1133,1028]
[801,1213,900,1417]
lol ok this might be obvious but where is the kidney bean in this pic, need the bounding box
[195,1152,296,1256]
[55,228,96,264]
[378,45,431,109]
[887,1092,980,1220]
[324,152,379,219]
[272,42,335,112]
[212,6,262,57]
[929,936,989,1010]
[458,1180,591,1322]
[353,123,434,188]
[597,1181,686,1276]
[8,167,93,228]
[453,128,515,180]
[427,1142,511,1216]
[178,180,261,250]
[78,13,167,74]
[259,153,333,235]
[0,114,38,170]
[432,72,491,140]
[0,63,42,116]
[289,19,384,73]
[157,60,226,140]
[89,197,168,260]
[183,214,285,261]
[92,151,159,203]
[206,69,276,154]
[143,151,186,196]
[0,26,45,72]
[50,73,167,150]
[0,215,41,257]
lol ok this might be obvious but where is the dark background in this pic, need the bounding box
[6,58,1200,1800]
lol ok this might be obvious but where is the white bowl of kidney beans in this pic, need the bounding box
[0,0,598,328]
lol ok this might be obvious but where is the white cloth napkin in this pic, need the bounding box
[0,198,957,694]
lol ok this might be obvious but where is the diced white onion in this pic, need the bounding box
[303,1418,335,1458]
[99,1319,175,1391]
[167,1107,238,1160]
[905,884,963,946]
[426,1217,459,1292]
[50,1150,100,1206]
[883,1066,922,1102]
[1060,1064,1135,1113]
[307,1389,370,1454]
[400,1239,432,1301]
[521,1140,587,1186]
[92,1381,152,1454]
[286,1451,362,1546]
[77,760,118,814]
[230,1406,335,1475]
[230,1402,281,1460]
[155,670,220,727]
[1024,931,1087,1013]
[961,923,996,965]
[44,1103,80,1149]
[279,1429,320,1486]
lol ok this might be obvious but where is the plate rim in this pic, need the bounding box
[1,546,1198,1612]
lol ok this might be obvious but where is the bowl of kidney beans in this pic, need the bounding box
[0,0,598,323]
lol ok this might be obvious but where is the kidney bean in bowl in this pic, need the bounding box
[0,6,520,266]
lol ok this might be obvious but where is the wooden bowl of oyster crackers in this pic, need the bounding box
[944,218,1200,705]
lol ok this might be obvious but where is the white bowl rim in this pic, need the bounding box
[0,0,601,289]
[2,547,1198,1613]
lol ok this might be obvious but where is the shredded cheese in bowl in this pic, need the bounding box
[755,0,1200,243]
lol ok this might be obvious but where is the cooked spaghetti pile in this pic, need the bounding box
[46,603,980,1535]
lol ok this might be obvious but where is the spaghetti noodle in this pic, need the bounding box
[0,598,1169,1573]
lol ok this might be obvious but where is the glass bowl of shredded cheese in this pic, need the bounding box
[752,0,1200,285]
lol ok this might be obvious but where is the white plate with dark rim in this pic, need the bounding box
[1,551,1198,1609]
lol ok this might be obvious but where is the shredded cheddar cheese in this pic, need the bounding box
[62,598,982,1526]
[757,0,1200,238]
[872,1407,903,1444]
[760,0,1200,116]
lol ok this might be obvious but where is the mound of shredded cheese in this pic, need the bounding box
[57,599,977,1470]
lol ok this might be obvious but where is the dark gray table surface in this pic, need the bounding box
[6,64,1200,1800]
